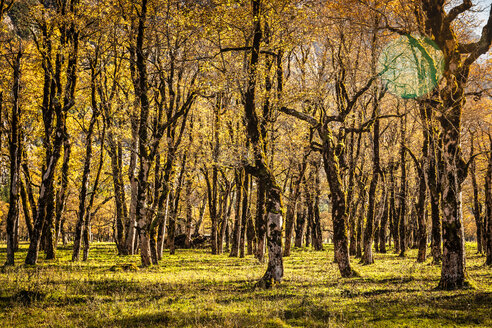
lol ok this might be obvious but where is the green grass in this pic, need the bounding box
[0,243,490,327]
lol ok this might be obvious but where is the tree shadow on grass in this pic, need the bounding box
[348,291,492,326]
[95,311,260,328]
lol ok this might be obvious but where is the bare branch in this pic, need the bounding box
[345,74,380,113]
[462,5,492,65]
[278,106,319,127]
[404,146,422,174]
[381,24,408,36]
[444,0,472,27]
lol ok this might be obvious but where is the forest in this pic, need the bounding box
[0,0,492,327]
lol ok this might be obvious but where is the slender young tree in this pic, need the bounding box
[5,47,22,266]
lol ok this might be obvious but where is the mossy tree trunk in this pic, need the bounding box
[26,2,79,265]
[244,0,283,288]
[418,0,492,289]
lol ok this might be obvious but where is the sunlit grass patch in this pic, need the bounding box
[0,242,490,327]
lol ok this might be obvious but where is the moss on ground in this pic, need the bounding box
[0,243,490,327]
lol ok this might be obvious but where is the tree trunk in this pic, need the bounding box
[5,49,22,266]
[416,163,427,263]
[321,128,356,277]
[239,171,249,258]
[26,6,79,265]
[125,115,139,255]
[218,181,232,254]
[348,130,362,256]
[417,1,492,289]
[378,183,389,253]
[82,123,105,261]
[313,167,323,251]
[470,138,483,254]
[255,180,266,261]
[246,187,256,256]
[437,116,466,289]
[167,190,177,256]
[72,106,99,261]
[388,167,399,253]
[230,170,243,257]
[54,135,71,248]
[486,144,492,265]
[205,164,218,254]
[294,201,305,248]
[362,111,381,265]
[169,153,186,256]
[355,181,366,259]
[184,177,193,249]
[107,127,128,255]
[157,194,170,259]
[42,189,56,259]
[304,177,313,248]
[244,0,283,288]
[283,164,304,256]
[20,180,33,240]
[194,198,206,237]
[398,113,407,258]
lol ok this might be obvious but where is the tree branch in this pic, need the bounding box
[278,106,319,127]
[462,5,492,65]
[404,146,422,174]
[444,0,472,27]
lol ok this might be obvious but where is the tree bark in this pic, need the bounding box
[418,0,492,289]
[378,182,389,253]
[54,134,71,249]
[5,48,22,266]
[239,171,249,258]
[362,110,381,265]
[125,115,139,255]
[184,176,194,249]
[230,170,243,257]
[470,137,483,254]
[486,143,492,265]
[416,166,427,263]
[244,0,283,288]
[82,123,105,261]
[321,128,357,277]
[398,113,407,258]
[25,10,79,264]
[72,101,99,261]
[20,179,33,240]
[106,124,128,255]
[255,180,266,261]
[294,199,305,248]
[169,153,187,256]
[283,159,306,256]
[312,161,323,251]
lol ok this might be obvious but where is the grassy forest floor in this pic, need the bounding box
[0,242,491,328]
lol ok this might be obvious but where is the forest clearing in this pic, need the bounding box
[1,0,492,327]
[0,242,491,327]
